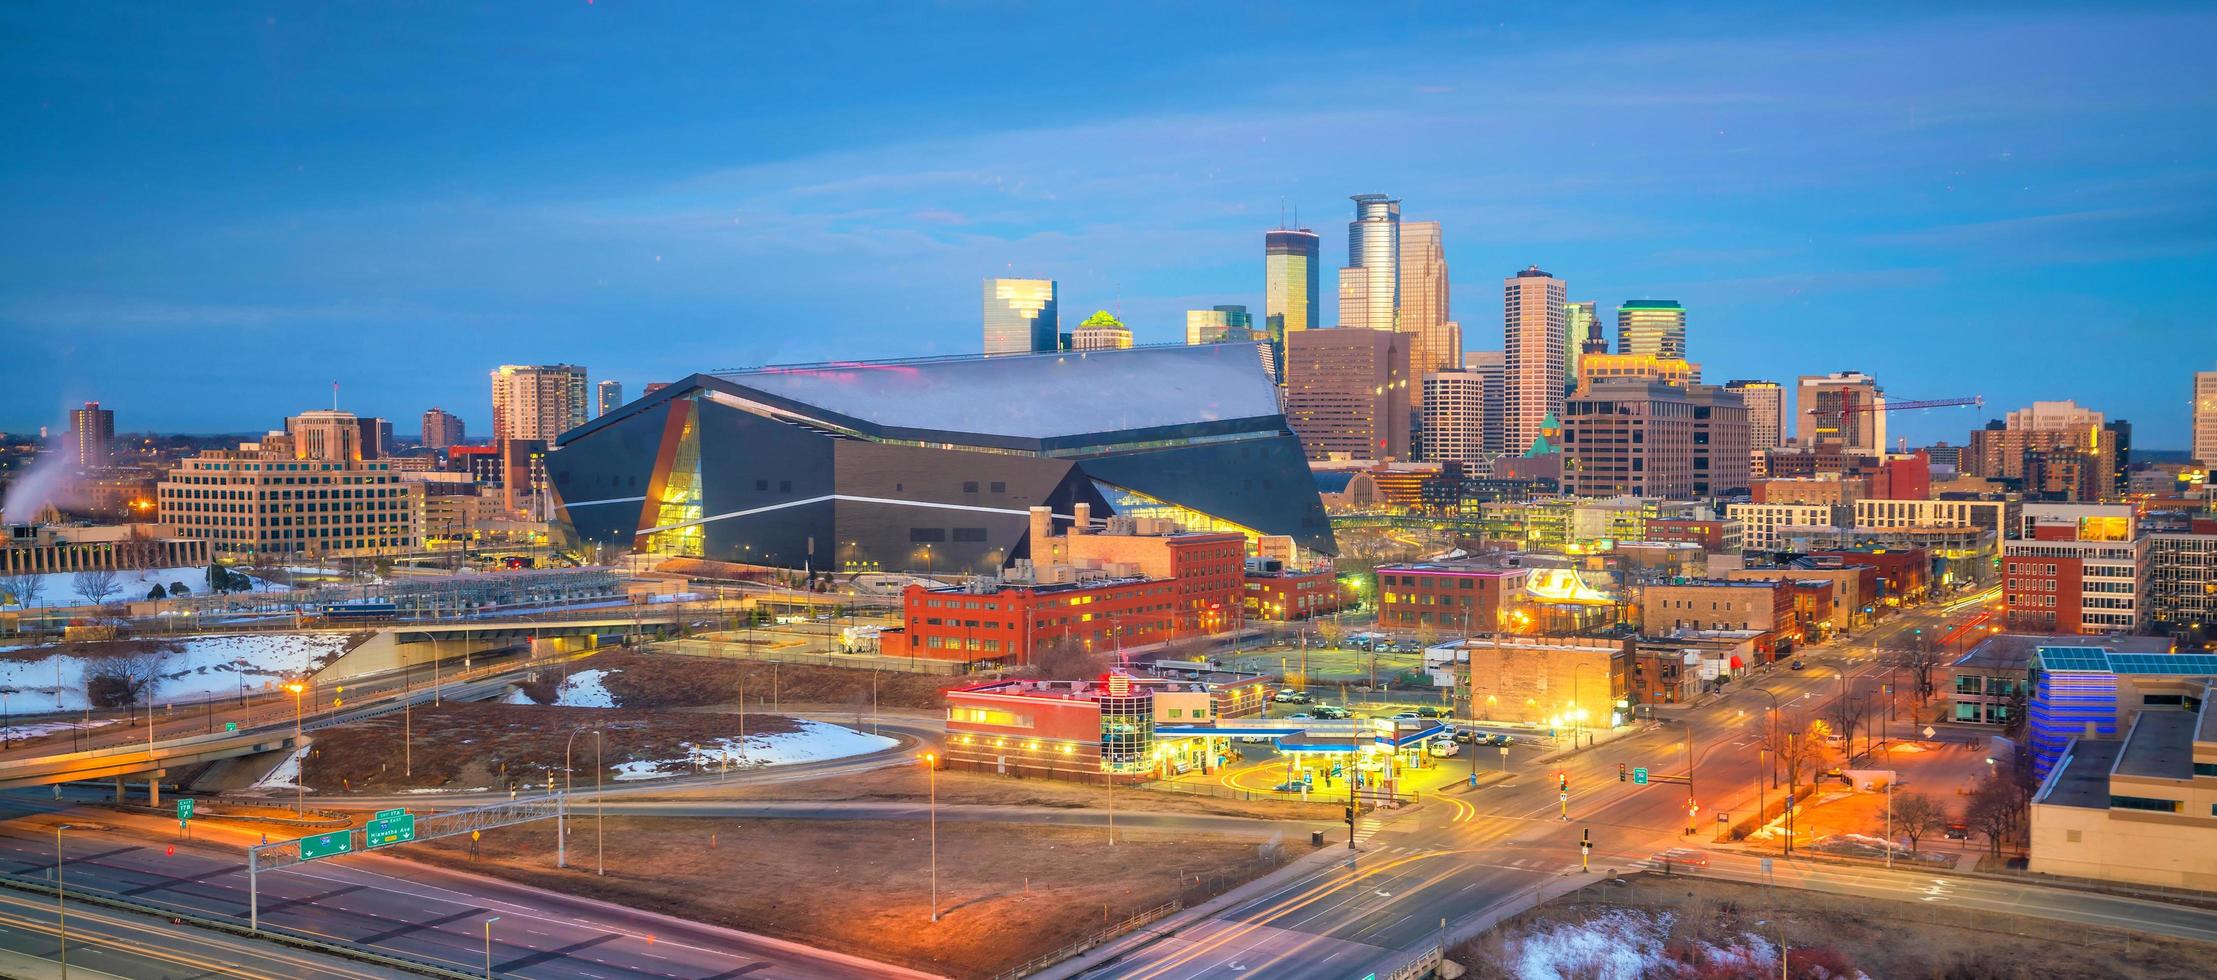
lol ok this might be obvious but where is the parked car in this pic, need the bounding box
[1286,712,1313,720]
[1416,706,1445,719]
[1944,822,1971,840]
[1273,689,1302,702]
[1313,705,1351,720]
[1451,727,1478,744]
[1485,733,1516,747]
[1392,711,1420,720]
[1426,737,1460,758]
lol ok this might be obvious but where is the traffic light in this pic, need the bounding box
[1617,763,1626,782]
[1344,806,1355,823]
[1557,771,1568,792]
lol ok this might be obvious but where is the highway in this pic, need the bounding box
[0,877,417,979]
[1059,590,2217,978]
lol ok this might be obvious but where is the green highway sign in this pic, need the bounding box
[224,721,238,732]
[299,830,353,861]
[375,808,407,821]
[176,799,195,821]
[365,813,417,849]
[1632,767,1649,785]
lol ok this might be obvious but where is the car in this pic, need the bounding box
[1789,659,1806,670]
[1286,712,1312,720]
[1273,689,1299,703]
[1653,848,1709,868]
[1313,705,1351,720]
[1392,711,1420,720]
[1426,737,1460,758]
[1486,733,1517,747]
[1943,823,1970,841]
[1416,706,1445,719]
[1451,727,1478,744]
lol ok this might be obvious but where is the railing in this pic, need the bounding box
[990,899,1183,980]
[1138,777,1340,806]
[651,637,974,675]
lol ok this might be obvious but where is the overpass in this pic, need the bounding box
[313,615,680,683]
[0,723,306,803]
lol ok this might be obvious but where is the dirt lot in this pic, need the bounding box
[294,701,807,793]
[1453,872,2211,979]
[542,648,961,711]
[413,816,1287,978]
[691,760,1334,822]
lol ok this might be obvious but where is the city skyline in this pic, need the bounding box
[3,3,2214,446]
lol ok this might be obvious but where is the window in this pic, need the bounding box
[989,481,1006,493]
[953,527,989,542]
[2108,795,2181,813]
[909,527,946,542]
[755,479,769,491]
[962,481,980,493]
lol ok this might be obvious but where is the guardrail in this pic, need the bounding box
[0,869,476,978]
[990,899,1182,980]
[650,638,974,675]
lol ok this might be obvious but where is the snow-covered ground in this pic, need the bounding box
[501,669,620,708]
[0,719,117,743]
[1497,908,1827,979]
[0,632,354,712]
[253,745,309,791]
[0,566,288,608]
[611,720,896,781]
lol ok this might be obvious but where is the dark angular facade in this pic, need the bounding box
[548,344,1335,576]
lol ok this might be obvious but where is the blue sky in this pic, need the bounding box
[4,2,2214,447]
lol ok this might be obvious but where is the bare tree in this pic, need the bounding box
[73,568,121,609]
[1965,775,2018,857]
[1020,635,1111,680]
[1826,692,1868,765]
[0,573,43,611]
[1886,635,1944,706]
[85,652,170,707]
[1889,790,1947,853]
[1317,620,1346,649]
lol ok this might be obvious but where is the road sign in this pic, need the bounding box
[1922,725,1936,738]
[375,808,407,820]
[298,830,353,861]
[1633,767,1649,785]
[1559,791,1568,802]
[224,721,237,732]
[1717,812,1728,824]
[176,799,195,822]
[366,813,416,849]
[1761,857,1774,874]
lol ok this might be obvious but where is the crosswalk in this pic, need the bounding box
[1352,814,1387,845]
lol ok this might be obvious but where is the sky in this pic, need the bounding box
[3,2,2214,448]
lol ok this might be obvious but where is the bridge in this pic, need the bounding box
[0,723,306,803]
[313,615,681,682]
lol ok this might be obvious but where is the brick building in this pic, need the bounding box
[1643,519,1743,554]
[1373,558,1534,632]
[1640,579,1790,634]
[1242,566,1342,620]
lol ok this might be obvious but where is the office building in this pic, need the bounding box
[2006,400,2104,431]
[2195,370,2217,465]
[1575,353,1701,391]
[2031,676,2217,890]
[1504,266,1567,455]
[1795,371,1886,455]
[421,408,465,450]
[1560,379,1695,498]
[597,380,624,418]
[1338,194,1400,332]
[1283,328,1410,462]
[1466,351,1507,455]
[66,402,115,470]
[1373,558,1533,632]
[1563,301,1598,394]
[490,364,589,445]
[1184,305,1252,345]
[982,277,1060,356]
[1724,380,1785,476]
[1264,228,1321,379]
[2146,526,2217,638]
[2004,503,2145,635]
[1727,503,1839,551]
[1421,369,1490,465]
[1398,220,1457,407]
[546,344,1336,574]
[1688,384,1753,497]
[157,424,421,557]
[1069,310,1133,351]
[1616,300,1687,360]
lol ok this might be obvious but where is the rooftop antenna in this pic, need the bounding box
[331,380,339,411]
[1279,197,1286,230]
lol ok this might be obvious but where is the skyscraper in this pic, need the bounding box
[1466,351,1506,455]
[1338,195,1399,331]
[1284,328,1409,461]
[596,380,624,418]
[1420,369,1489,465]
[286,409,364,463]
[1503,267,1567,455]
[1564,301,1598,394]
[1184,305,1252,344]
[1264,229,1320,380]
[1795,371,1886,455]
[66,401,114,470]
[1617,300,1687,360]
[1724,379,1785,476]
[1398,220,1457,391]
[2195,370,2217,465]
[490,364,589,445]
[982,277,1059,355]
[1069,310,1133,351]
[422,407,465,450]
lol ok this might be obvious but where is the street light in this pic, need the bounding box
[55,823,74,980]
[483,915,502,977]
[918,751,938,922]
[560,727,599,870]
[284,681,306,815]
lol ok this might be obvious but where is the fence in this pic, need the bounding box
[1137,777,1334,806]
[650,638,974,675]
[990,899,1183,980]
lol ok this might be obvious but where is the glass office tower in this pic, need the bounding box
[983,278,1060,355]
[1264,229,1320,381]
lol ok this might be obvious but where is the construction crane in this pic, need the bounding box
[1804,394,1983,422]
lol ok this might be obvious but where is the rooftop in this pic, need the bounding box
[1952,633,2173,671]
[1376,557,1528,576]
[2035,647,2217,676]
[2114,710,2197,780]
[2037,738,2123,809]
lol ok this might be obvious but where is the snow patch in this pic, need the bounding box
[501,669,620,708]
[610,720,896,781]
[0,566,288,608]
[253,746,311,791]
[0,632,354,712]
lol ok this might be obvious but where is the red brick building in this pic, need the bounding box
[1643,519,1743,553]
[1243,567,1342,620]
[1374,559,1532,632]
[1811,548,1930,604]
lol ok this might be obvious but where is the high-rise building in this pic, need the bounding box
[1263,229,1319,382]
[1616,300,1687,360]
[1466,351,1506,455]
[354,417,393,460]
[597,380,624,418]
[1725,379,1786,478]
[2004,400,2103,431]
[66,402,114,470]
[1576,354,1701,391]
[1338,195,1400,332]
[1564,301,1598,394]
[1397,220,1457,401]
[2003,503,2144,635]
[1795,371,1886,455]
[285,409,364,463]
[1421,369,1490,465]
[2194,370,2217,465]
[490,364,589,445]
[1688,385,1752,497]
[422,408,465,450]
[1965,402,2127,502]
[982,277,1060,355]
[157,424,421,557]
[1503,266,1567,455]
[1560,379,1695,498]
[1069,310,1133,351]
[1284,328,1410,461]
[1184,305,1252,344]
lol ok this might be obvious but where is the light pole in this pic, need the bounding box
[919,752,938,922]
[1752,685,1781,788]
[55,823,74,980]
[285,681,306,815]
[595,730,604,876]
[483,915,501,978]
[2,687,13,750]
[561,727,597,869]
[1570,663,1593,748]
